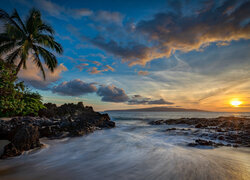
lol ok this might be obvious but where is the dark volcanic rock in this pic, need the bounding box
[39,102,93,118]
[166,128,177,131]
[149,116,250,148]
[195,123,204,128]
[0,102,115,159]
[188,139,224,147]
[1,125,41,159]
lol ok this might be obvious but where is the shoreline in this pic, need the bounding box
[0,102,115,159]
[1,109,250,159]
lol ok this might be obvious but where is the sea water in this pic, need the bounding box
[0,111,249,180]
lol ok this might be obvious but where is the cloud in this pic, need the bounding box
[52,79,97,96]
[18,57,67,90]
[91,61,102,66]
[76,63,89,71]
[92,11,123,24]
[90,0,250,66]
[104,65,115,72]
[88,67,102,74]
[97,85,129,102]
[33,0,93,19]
[70,56,115,74]
[136,0,250,59]
[138,71,149,76]
[34,0,63,18]
[128,95,150,105]
[128,95,174,105]
[72,8,93,18]
[87,65,115,74]
[91,37,163,66]
[148,98,174,105]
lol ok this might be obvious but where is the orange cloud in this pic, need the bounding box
[88,65,115,74]
[138,70,149,76]
[91,1,250,66]
[88,67,102,74]
[18,59,67,89]
[104,65,115,72]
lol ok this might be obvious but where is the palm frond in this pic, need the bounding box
[34,34,63,54]
[32,44,46,79]
[11,9,27,34]
[6,24,24,40]
[0,33,13,45]
[38,23,54,35]
[0,41,16,55]
[6,47,21,64]
[0,9,25,35]
[36,45,57,72]
[25,8,41,34]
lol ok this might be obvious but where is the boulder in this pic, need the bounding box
[1,125,42,159]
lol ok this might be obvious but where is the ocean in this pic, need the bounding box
[0,111,250,180]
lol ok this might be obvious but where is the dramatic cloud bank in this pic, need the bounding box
[52,79,97,96]
[50,79,174,105]
[97,85,129,102]
[90,0,250,66]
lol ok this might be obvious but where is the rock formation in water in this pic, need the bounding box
[149,116,250,147]
[0,102,115,159]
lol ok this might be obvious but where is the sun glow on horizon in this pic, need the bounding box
[230,99,242,107]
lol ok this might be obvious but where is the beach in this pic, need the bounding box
[0,111,249,180]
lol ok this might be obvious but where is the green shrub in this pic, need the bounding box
[22,91,45,116]
[0,59,45,117]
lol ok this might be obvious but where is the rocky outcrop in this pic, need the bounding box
[0,102,115,159]
[149,116,250,148]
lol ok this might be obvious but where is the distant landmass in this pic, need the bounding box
[105,107,209,112]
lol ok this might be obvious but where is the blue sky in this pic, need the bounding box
[1,0,250,111]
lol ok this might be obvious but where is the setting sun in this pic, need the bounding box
[230,100,242,107]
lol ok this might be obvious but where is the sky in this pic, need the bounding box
[1,0,250,112]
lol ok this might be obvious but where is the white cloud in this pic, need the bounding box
[18,57,67,89]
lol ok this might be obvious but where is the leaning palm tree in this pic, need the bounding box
[0,8,63,79]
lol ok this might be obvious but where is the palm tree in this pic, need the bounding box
[0,8,63,79]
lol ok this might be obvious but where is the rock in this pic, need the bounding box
[149,116,250,148]
[0,102,116,158]
[188,139,224,147]
[1,125,42,159]
[218,136,224,140]
[69,126,95,137]
[38,103,58,118]
[195,123,203,128]
[233,144,239,148]
[149,120,165,125]
[0,121,11,140]
[166,128,177,131]
[39,125,62,138]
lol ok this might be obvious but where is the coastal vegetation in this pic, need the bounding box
[0,59,44,117]
[0,8,62,117]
